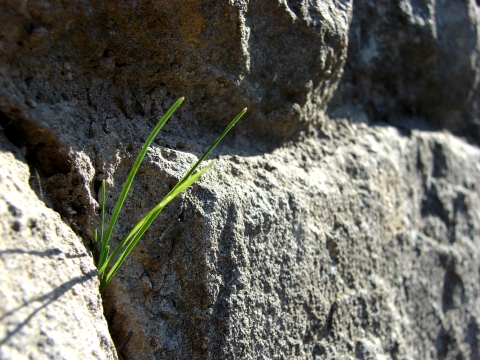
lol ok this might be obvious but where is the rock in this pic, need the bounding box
[0,0,479,359]
[102,122,480,359]
[0,134,117,359]
[329,0,480,142]
[0,0,350,141]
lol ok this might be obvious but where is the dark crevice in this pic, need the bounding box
[0,110,92,240]
[432,141,447,178]
[466,317,480,360]
[326,235,339,264]
[436,327,459,360]
[321,301,337,339]
[442,259,466,313]
[421,186,448,222]
[94,178,103,197]
[0,110,72,176]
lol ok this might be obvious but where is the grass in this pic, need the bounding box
[94,97,246,291]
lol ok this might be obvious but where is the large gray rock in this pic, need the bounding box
[329,0,480,142]
[0,0,479,359]
[0,134,117,359]
[101,121,480,359]
[0,0,350,141]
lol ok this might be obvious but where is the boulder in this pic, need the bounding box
[0,0,350,141]
[102,122,480,359]
[0,133,116,359]
[330,0,480,142]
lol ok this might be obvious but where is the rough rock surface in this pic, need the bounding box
[0,0,480,359]
[0,0,350,141]
[101,123,480,359]
[330,0,480,142]
[0,134,117,359]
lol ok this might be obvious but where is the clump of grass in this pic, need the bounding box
[94,97,246,291]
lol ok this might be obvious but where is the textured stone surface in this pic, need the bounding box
[0,134,117,359]
[101,121,480,359]
[0,0,350,141]
[0,0,479,359]
[330,0,480,142]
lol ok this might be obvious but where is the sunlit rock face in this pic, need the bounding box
[0,0,351,141]
[1,1,480,359]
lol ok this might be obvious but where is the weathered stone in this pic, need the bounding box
[330,0,480,142]
[0,134,117,359]
[0,0,479,359]
[101,121,480,359]
[0,0,350,141]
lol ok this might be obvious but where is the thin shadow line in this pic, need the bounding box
[0,270,97,346]
[0,248,87,259]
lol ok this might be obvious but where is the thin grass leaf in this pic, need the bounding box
[97,108,246,275]
[98,97,184,273]
[97,217,147,275]
[99,162,214,290]
[99,161,213,277]
[101,166,210,289]
[96,99,247,291]
[175,107,246,191]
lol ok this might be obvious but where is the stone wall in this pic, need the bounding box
[1,1,479,359]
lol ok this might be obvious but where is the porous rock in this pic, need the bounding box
[0,0,350,141]
[0,0,479,359]
[330,0,480,142]
[101,121,480,359]
[0,134,117,359]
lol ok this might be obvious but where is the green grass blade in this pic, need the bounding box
[96,104,247,291]
[160,161,214,206]
[97,157,217,275]
[97,219,145,275]
[175,108,246,189]
[99,162,214,290]
[105,162,213,274]
[99,97,184,265]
